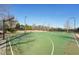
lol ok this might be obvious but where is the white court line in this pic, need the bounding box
[73,34,79,48]
[8,41,14,55]
[8,35,14,55]
[49,38,54,55]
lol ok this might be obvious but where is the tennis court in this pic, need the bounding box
[6,32,79,55]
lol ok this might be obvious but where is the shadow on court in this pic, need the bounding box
[58,34,74,40]
[0,32,32,47]
[1,38,35,49]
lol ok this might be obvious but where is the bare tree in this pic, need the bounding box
[70,17,76,32]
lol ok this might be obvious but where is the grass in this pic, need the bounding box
[6,32,79,55]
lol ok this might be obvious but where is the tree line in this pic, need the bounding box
[0,17,79,33]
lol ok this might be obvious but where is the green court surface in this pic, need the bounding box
[6,32,79,55]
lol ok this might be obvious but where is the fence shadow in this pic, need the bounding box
[1,38,35,49]
[0,32,32,46]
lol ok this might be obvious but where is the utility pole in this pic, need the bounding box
[65,20,70,32]
[3,19,5,40]
[67,20,69,32]
[24,16,27,33]
[73,17,76,32]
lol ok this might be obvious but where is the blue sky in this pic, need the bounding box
[8,4,79,28]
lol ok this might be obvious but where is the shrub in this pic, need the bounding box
[7,28,16,33]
